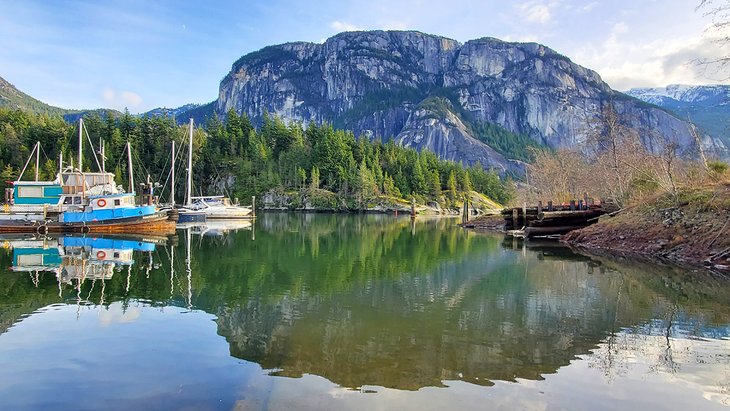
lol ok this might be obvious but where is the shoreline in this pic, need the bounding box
[462,210,730,275]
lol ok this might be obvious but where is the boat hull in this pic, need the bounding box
[0,211,176,234]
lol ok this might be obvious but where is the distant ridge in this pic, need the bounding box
[0,75,125,122]
[0,75,69,116]
[625,84,730,144]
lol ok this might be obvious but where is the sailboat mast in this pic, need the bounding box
[127,141,134,194]
[100,137,106,173]
[34,141,40,181]
[171,140,176,207]
[78,118,83,172]
[186,118,193,206]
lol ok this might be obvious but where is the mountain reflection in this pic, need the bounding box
[1,214,729,393]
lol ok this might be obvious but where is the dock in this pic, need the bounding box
[502,197,613,238]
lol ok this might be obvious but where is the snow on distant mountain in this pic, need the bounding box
[626,84,730,106]
[625,85,730,144]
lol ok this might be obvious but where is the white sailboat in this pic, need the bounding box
[179,118,252,220]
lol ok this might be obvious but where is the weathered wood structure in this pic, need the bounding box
[502,197,612,238]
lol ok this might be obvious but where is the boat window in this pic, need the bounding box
[17,186,44,197]
[63,196,72,205]
[113,252,120,258]
[114,199,121,206]
[73,197,82,205]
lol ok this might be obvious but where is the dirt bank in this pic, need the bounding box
[563,185,730,271]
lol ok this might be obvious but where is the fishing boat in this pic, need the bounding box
[0,119,176,234]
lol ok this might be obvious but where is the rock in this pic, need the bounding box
[215,31,727,171]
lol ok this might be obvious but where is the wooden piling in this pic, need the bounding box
[522,202,527,227]
[583,192,589,210]
[537,201,543,220]
[512,208,518,229]
[252,196,256,217]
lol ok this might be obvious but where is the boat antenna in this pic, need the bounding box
[186,118,193,207]
[127,141,134,194]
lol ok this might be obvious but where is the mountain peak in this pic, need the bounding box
[216,31,725,170]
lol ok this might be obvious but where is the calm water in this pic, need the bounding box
[0,214,728,411]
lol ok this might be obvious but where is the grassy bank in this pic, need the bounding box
[563,181,730,270]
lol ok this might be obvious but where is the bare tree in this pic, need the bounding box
[688,120,710,171]
[697,0,730,70]
[583,103,645,207]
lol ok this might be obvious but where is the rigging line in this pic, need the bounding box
[155,148,172,202]
[17,142,38,181]
[38,144,52,166]
[111,146,125,175]
[157,132,186,201]
[159,137,188,203]
[130,146,152,186]
[81,122,103,172]
[200,144,232,198]
[156,133,187,202]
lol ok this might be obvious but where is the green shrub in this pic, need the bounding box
[708,160,729,180]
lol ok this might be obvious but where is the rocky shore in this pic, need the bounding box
[464,184,730,272]
[261,188,502,216]
[562,204,730,272]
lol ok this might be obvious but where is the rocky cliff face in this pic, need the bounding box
[216,31,725,170]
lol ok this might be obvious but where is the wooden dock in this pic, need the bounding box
[502,197,612,238]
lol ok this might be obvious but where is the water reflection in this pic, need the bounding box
[0,215,728,410]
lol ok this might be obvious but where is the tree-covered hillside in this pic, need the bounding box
[0,76,69,117]
[0,108,512,208]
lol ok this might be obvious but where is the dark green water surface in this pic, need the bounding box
[0,214,728,410]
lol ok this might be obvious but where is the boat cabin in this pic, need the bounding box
[11,181,63,205]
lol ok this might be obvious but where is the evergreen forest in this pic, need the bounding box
[0,107,512,208]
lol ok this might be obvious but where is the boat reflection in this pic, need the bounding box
[176,219,253,237]
[5,234,162,297]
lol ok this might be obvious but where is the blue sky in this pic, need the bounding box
[0,0,725,113]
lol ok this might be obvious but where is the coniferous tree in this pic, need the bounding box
[310,166,320,190]
[447,170,457,203]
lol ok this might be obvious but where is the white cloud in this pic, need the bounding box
[502,34,540,43]
[383,21,409,30]
[573,26,730,90]
[121,91,143,107]
[102,87,143,110]
[581,2,598,12]
[330,20,360,32]
[518,1,553,24]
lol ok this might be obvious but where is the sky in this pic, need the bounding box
[0,0,727,113]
